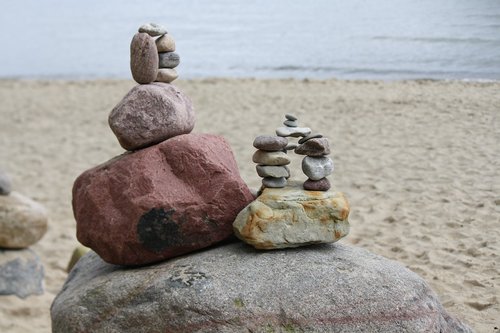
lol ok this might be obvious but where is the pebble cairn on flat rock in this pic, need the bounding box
[0,169,47,298]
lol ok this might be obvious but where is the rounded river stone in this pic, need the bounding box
[256,165,290,178]
[138,23,167,36]
[303,177,331,191]
[253,135,288,151]
[156,68,178,83]
[130,33,158,84]
[156,34,176,52]
[302,156,334,180]
[159,52,180,69]
[298,133,323,144]
[262,177,287,188]
[295,138,331,156]
[252,150,291,166]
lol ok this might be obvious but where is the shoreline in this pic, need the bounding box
[0,78,499,332]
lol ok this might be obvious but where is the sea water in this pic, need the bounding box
[0,0,499,80]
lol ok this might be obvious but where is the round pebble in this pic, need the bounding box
[256,165,290,178]
[252,150,291,166]
[303,178,331,191]
[253,135,288,151]
[283,120,298,127]
[156,34,176,52]
[130,33,159,84]
[298,133,323,144]
[285,114,297,121]
[138,23,167,37]
[155,68,178,83]
[159,52,180,69]
[295,138,330,156]
[302,156,334,180]
[262,177,287,188]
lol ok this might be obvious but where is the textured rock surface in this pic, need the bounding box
[233,181,349,249]
[138,23,167,36]
[51,242,473,333]
[108,82,194,150]
[0,249,44,298]
[130,33,158,84]
[0,169,11,195]
[0,192,48,248]
[252,150,290,166]
[253,135,288,151]
[256,165,290,178]
[302,156,334,180]
[73,133,254,266]
[156,68,178,83]
[295,137,331,156]
[159,52,180,68]
[156,34,176,52]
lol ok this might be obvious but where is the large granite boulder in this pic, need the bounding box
[0,249,44,298]
[0,192,48,248]
[108,83,195,151]
[72,133,254,266]
[233,181,349,249]
[51,242,472,333]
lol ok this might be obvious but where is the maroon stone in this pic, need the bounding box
[130,32,158,84]
[108,83,195,151]
[253,135,288,151]
[72,133,254,266]
[303,178,331,191]
[294,138,330,156]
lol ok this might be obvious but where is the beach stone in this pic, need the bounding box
[1,248,44,299]
[130,33,158,84]
[283,119,298,127]
[295,138,331,156]
[284,143,298,151]
[285,113,297,121]
[50,242,472,333]
[66,246,90,273]
[298,133,323,144]
[233,181,349,249]
[138,23,167,37]
[276,126,311,137]
[252,150,291,166]
[262,177,287,188]
[252,135,288,151]
[303,177,331,191]
[155,68,178,83]
[159,52,180,68]
[0,169,11,195]
[109,82,194,151]
[72,133,254,266]
[156,34,176,52]
[302,156,334,181]
[0,192,48,249]
[256,165,290,178]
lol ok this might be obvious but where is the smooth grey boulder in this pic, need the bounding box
[0,249,44,298]
[51,243,472,333]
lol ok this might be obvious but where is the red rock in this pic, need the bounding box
[108,83,195,151]
[130,33,158,84]
[72,133,254,266]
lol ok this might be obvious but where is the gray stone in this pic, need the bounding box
[276,126,311,138]
[155,68,178,83]
[252,150,291,166]
[233,181,349,249]
[159,52,180,69]
[130,33,158,84]
[253,135,288,151]
[303,177,331,191]
[302,156,334,180]
[156,34,175,52]
[295,138,331,156]
[285,113,297,121]
[0,169,11,195]
[284,143,298,151]
[256,165,290,178]
[138,23,167,37]
[1,248,44,299]
[298,133,323,144]
[0,192,48,248]
[108,83,194,151]
[262,177,287,188]
[50,243,472,333]
[283,119,298,127]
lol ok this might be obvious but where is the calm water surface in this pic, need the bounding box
[0,0,499,80]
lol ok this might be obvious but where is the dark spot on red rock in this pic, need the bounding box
[138,208,181,253]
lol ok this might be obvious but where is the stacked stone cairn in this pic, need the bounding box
[71,23,253,266]
[0,169,47,298]
[295,133,334,191]
[252,135,290,188]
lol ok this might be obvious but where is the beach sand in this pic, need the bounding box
[0,78,498,332]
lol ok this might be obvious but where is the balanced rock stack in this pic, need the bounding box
[252,135,290,188]
[296,133,333,191]
[0,169,47,298]
[72,24,253,266]
[131,23,179,85]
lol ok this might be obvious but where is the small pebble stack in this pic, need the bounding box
[295,133,334,191]
[252,135,290,188]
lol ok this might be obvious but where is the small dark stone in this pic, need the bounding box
[303,178,331,191]
[285,114,297,121]
[298,133,323,144]
[283,120,298,127]
[295,138,330,156]
[253,135,288,151]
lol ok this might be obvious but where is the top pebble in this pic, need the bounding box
[138,23,167,37]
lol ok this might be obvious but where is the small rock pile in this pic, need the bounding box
[72,24,253,266]
[252,135,290,188]
[0,169,47,298]
[296,133,334,191]
[132,23,180,85]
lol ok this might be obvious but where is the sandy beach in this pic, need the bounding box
[0,78,498,332]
